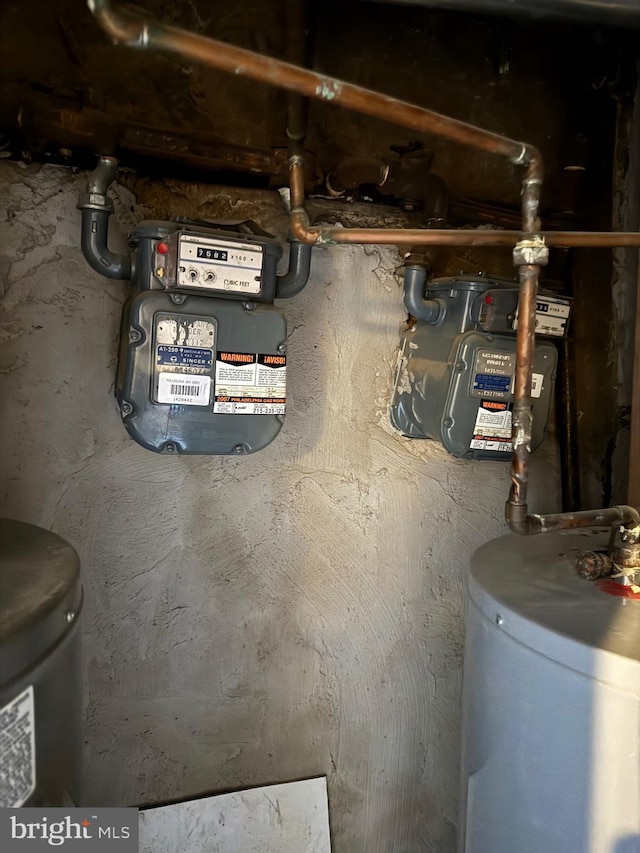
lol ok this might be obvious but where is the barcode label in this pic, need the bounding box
[157,373,211,406]
[171,383,201,396]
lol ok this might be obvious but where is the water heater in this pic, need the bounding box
[0,520,82,808]
[460,531,640,853]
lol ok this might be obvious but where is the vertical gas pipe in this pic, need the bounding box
[507,153,547,534]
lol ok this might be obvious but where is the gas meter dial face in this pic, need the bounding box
[177,234,264,295]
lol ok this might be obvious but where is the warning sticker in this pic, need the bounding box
[470,400,513,452]
[0,687,36,807]
[214,351,286,415]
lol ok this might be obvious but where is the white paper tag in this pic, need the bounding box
[0,687,36,807]
[157,372,211,406]
[531,372,543,399]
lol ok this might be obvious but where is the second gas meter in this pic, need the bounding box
[390,268,570,460]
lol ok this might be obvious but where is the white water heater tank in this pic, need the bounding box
[459,530,640,853]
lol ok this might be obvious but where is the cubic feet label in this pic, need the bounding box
[0,809,138,851]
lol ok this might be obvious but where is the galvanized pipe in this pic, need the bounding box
[403,266,444,323]
[283,0,307,144]
[88,0,640,538]
[77,155,131,280]
[528,505,640,535]
[275,240,312,298]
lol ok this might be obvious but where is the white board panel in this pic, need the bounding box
[139,777,331,853]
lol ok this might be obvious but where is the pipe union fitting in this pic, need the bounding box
[513,238,549,267]
[77,191,114,212]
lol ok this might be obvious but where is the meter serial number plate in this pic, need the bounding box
[470,349,543,400]
[153,314,216,407]
[178,234,263,295]
[471,350,515,400]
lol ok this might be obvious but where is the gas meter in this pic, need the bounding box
[79,157,311,455]
[390,271,570,459]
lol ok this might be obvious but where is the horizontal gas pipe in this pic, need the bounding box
[86,0,640,256]
[525,505,640,535]
[289,225,640,246]
[89,0,640,535]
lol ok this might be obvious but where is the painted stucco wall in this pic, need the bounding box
[0,162,560,852]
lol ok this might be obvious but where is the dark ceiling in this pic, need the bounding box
[1,1,638,213]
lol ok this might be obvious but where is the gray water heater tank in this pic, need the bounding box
[459,530,640,853]
[0,519,82,807]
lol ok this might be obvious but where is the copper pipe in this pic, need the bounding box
[88,2,542,219]
[88,2,640,248]
[289,147,306,211]
[286,157,640,247]
[505,264,539,533]
[144,27,534,164]
[290,221,640,248]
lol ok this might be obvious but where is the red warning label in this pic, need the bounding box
[214,351,286,415]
